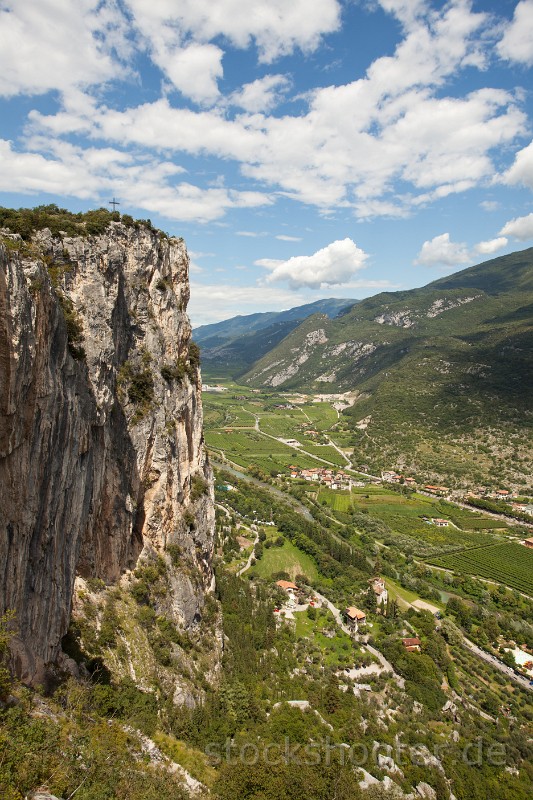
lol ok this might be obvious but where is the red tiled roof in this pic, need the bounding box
[346,606,366,620]
[276,580,298,591]
[402,637,421,647]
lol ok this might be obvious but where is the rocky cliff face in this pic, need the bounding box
[0,222,214,685]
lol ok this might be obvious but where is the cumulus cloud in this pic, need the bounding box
[502,140,533,191]
[0,138,272,223]
[416,231,511,266]
[230,74,290,112]
[414,233,471,267]
[164,43,224,105]
[127,0,341,65]
[499,213,533,241]
[0,0,130,97]
[475,237,508,255]
[259,238,369,289]
[497,0,533,66]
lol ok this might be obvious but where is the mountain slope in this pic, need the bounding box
[194,297,357,342]
[195,298,357,378]
[243,248,533,489]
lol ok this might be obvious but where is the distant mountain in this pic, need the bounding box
[242,248,533,490]
[195,297,357,378]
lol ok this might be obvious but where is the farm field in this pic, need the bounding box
[431,543,533,596]
[251,539,319,582]
[295,442,347,466]
[348,487,503,548]
[203,384,355,472]
[205,429,320,473]
[317,488,353,513]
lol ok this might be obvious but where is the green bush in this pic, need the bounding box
[160,359,186,383]
[190,473,208,502]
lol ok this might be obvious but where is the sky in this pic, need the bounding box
[1,0,533,326]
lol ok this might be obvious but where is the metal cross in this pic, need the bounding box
[108,197,120,211]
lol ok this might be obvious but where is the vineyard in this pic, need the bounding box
[431,542,533,596]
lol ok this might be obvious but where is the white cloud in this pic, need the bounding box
[475,237,508,255]
[480,200,500,211]
[26,1,526,220]
[259,238,369,289]
[497,0,533,66]
[164,43,224,104]
[414,233,471,267]
[188,282,311,326]
[230,74,290,113]
[0,138,273,223]
[377,0,426,26]
[0,0,130,97]
[499,213,533,241]
[502,139,533,191]
[276,234,302,241]
[127,0,341,65]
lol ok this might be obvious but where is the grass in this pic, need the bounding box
[383,577,420,608]
[293,609,359,667]
[153,732,218,787]
[348,487,503,554]
[251,540,319,582]
[431,542,533,596]
[317,488,353,513]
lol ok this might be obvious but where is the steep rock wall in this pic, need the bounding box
[0,223,214,685]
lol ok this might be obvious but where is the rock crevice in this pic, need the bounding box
[0,223,214,685]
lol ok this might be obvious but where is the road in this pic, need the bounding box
[311,589,405,689]
[462,636,532,692]
[215,457,532,693]
[236,528,259,576]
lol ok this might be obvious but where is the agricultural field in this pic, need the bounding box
[250,539,319,582]
[203,384,354,471]
[343,486,505,556]
[299,402,339,430]
[205,429,320,473]
[317,488,353,513]
[431,542,533,596]
[296,442,347,466]
[438,502,510,531]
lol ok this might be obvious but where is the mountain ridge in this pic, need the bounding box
[196,297,358,378]
[240,248,533,489]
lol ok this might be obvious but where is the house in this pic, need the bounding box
[424,485,449,496]
[276,580,299,592]
[381,470,397,482]
[370,577,388,607]
[431,518,449,527]
[345,607,367,633]
[402,637,421,652]
[523,537,533,549]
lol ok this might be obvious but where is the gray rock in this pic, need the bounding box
[0,224,215,685]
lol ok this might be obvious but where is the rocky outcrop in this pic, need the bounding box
[0,223,214,685]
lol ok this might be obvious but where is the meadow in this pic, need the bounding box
[250,539,319,582]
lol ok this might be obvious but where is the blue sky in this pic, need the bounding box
[1,0,533,326]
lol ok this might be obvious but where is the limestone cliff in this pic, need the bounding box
[0,222,214,685]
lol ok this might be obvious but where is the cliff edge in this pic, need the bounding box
[0,220,214,685]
